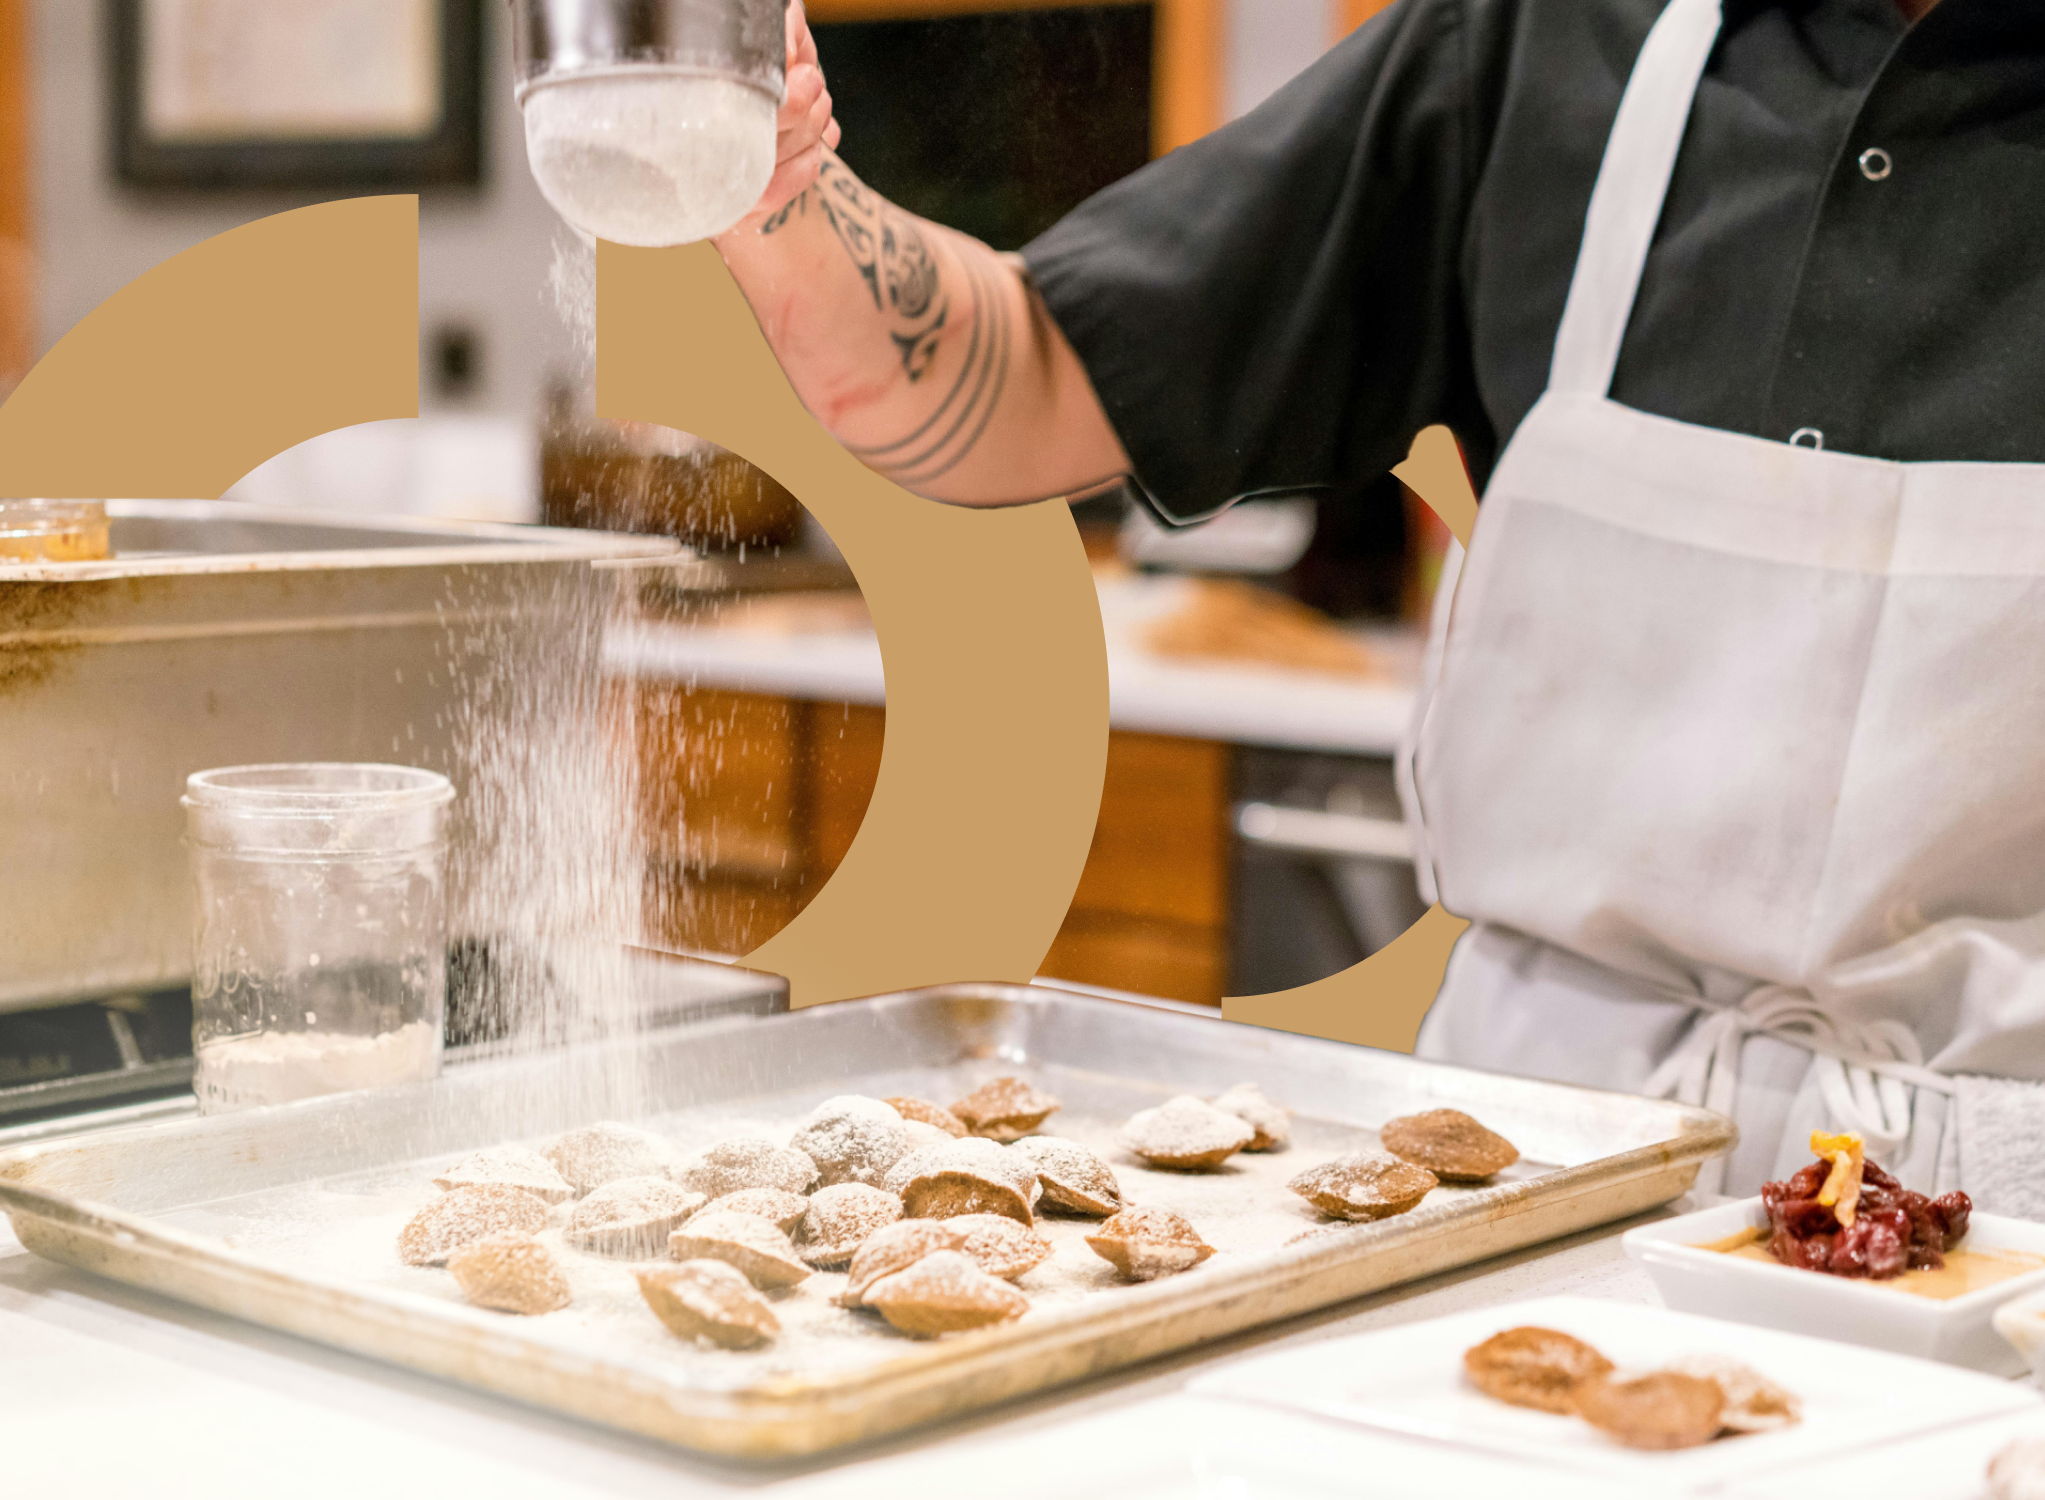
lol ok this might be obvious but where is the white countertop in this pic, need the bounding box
[1,1192,1674,1499]
[610,576,1420,758]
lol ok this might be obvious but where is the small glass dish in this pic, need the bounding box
[0,499,110,561]
[1624,1197,2045,1375]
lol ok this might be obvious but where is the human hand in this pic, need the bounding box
[731,2,841,233]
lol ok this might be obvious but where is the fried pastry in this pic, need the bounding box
[431,1146,575,1205]
[838,1219,967,1307]
[1462,1326,1615,1414]
[564,1175,704,1259]
[1287,1151,1438,1221]
[947,1213,1052,1281]
[637,1260,779,1350]
[399,1183,550,1267]
[667,1208,811,1289]
[900,1120,960,1154]
[896,1136,1038,1224]
[789,1095,912,1188]
[1664,1355,1801,1433]
[544,1122,674,1196]
[1120,1095,1256,1171]
[1012,1136,1122,1217]
[699,1187,808,1235]
[1209,1082,1291,1152]
[673,1138,817,1199]
[885,1096,969,1137]
[950,1076,1060,1141]
[1084,1205,1216,1281]
[1574,1371,1726,1451]
[1988,1437,2045,1500]
[1379,1109,1519,1182]
[864,1249,1030,1338]
[884,1143,948,1196]
[447,1233,571,1315]
[798,1182,904,1267]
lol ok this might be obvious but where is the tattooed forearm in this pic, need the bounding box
[762,157,950,382]
[846,248,1012,487]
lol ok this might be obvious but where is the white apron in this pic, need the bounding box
[1405,0,2045,1206]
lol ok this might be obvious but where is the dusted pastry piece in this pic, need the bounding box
[839,1219,967,1307]
[897,1120,957,1154]
[1989,1437,2045,1500]
[638,1260,780,1349]
[1287,1152,1438,1221]
[699,1187,808,1235]
[673,1138,818,1199]
[544,1122,674,1196]
[432,1146,575,1205]
[1462,1326,1614,1414]
[1013,1136,1122,1217]
[1379,1109,1519,1182]
[1574,1372,1726,1451]
[667,1209,811,1289]
[1209,1082,1291,1152]
[1084,1205,1215,1281]
[885,1096,969,1137]
[1120,1095,1256,1171]
[798,1182,904,1267]
[947,1213,1052,1281]
[864,1249,1030,1338]
[895,1136,1038,1224]
[789,1096,912,1188]
[447,1233,572,1315]
[950,1076,1060,1141]
[1664,1355,1801,1434]
[399,1184,550,1267]
[564,1175,705,1259]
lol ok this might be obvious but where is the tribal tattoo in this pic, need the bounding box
[763,158,949,382]
[762,156,1011,485]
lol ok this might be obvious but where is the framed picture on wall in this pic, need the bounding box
[108,0,483,189]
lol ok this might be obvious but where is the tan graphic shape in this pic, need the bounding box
[1221,425,1476,1052]
[0,195,417,497]
[596,240,1109,1007]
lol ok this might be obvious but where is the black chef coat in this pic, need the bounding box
[1020,0,2045,525]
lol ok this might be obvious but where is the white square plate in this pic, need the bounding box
[1723,1411,2045,1500]
[1626,1199,2045,1374]
[1185,1296,2036,1489]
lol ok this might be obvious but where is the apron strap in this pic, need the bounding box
[1548,0,1725,397]
[1643,982,1954,1196]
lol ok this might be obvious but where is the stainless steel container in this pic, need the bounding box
[507,0,785,100]
[0,500,674,1014]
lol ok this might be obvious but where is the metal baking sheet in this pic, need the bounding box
[0,982,1733,1459]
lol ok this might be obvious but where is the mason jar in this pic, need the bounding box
[183,763,453,1113]
[0,498,110,561]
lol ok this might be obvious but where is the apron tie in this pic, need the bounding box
[1641,983,1954,1196]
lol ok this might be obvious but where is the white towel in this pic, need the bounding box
[1955,1074,2045,1222]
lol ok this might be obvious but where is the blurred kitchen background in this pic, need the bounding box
[0,0,1450,1006]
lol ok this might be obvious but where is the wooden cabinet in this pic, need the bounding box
[636,687,1232,1004]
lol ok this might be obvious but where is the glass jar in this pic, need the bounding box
[183,764,454,1113]
[0,499,110,561]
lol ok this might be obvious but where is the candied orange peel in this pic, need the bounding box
[1810,1131,1865,1228]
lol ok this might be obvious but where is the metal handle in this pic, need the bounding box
[1234,801,1413,862]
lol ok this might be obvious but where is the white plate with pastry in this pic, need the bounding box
[1187,1296,2036,1490]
